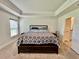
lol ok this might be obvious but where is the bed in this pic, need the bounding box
[17,25,58,54]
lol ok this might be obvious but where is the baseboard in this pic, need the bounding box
[0,39,17,50]
[71,48,79,55]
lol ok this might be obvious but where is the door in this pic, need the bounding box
[60,17,74,54]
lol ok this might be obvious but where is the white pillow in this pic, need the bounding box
[30,30,48,32]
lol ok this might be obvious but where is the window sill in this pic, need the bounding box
[10,34,20,40]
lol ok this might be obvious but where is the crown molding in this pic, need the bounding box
[0,0,79,17]
[0,2,21,17]
[55,0,79,16]
[0,2,55,17]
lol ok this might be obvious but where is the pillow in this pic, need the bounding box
[30,30,48,32]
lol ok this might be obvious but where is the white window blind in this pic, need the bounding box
[10,20,18,37]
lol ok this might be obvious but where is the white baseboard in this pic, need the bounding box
[0,39,17,50]
[71,47,79,55]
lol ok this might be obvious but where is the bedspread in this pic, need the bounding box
[17,32,58,46]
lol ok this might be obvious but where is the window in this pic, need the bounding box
[10,20,18,37]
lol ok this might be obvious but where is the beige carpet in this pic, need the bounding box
[0,42,79,59]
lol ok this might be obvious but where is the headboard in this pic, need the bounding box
[29,25,48,31]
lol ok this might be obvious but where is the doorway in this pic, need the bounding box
[72,17,79,54]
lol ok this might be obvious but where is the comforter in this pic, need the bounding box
[17,32,58,46]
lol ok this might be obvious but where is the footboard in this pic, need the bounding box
[18,44,58,54]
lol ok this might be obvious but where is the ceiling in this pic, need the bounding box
[9,0,66,14]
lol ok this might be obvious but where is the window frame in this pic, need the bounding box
[9,18,19,37]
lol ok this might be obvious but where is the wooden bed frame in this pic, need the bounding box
[18,43,58,54]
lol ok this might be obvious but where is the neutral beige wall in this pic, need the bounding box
[58,8,79,35]
[20,16,58,33]
[58,8,79,54]
[0,8,18,46]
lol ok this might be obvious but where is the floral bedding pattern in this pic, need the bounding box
[17,32,58,46]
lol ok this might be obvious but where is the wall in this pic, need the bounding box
[0,8,19,46]
[58,8,79,54]
[57,8,79,35]
[20,16,58,33]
